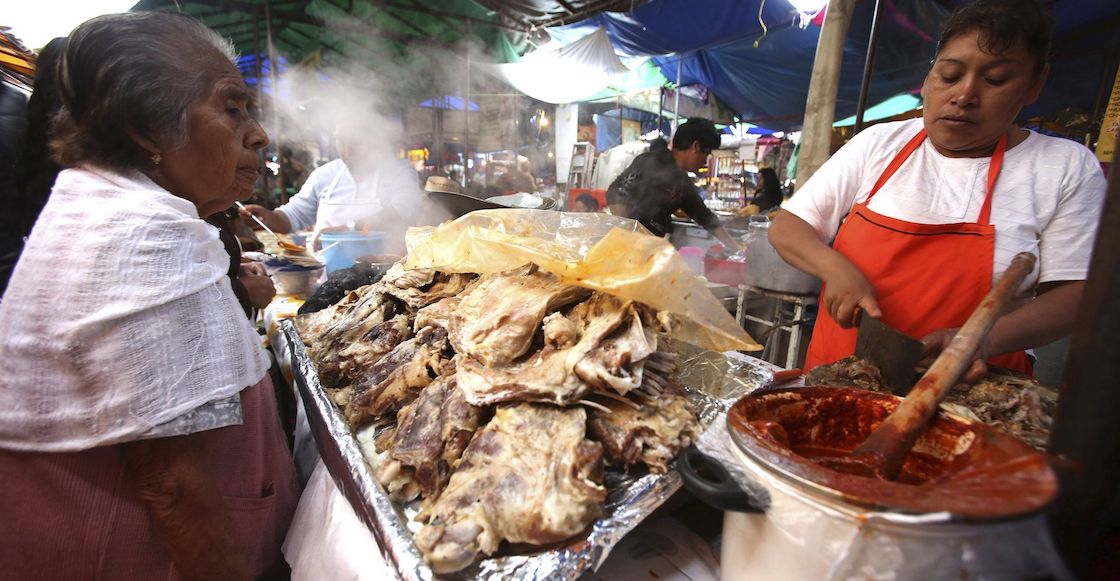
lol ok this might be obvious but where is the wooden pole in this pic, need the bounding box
[796,0,857,189]
[264,0,287,204]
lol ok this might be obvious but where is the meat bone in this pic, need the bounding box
[819,252,1037,481]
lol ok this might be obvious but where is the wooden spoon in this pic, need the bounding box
[819,252,1038,481]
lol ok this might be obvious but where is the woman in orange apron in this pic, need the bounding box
[769,0,1103,379]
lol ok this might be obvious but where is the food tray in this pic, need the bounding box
[282,320,777,580]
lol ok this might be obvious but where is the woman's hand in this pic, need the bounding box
[238,269,275,308]
[769,211,879,328]
[124,435,253,581]
[921,327,988,383]
[820,259,881,328]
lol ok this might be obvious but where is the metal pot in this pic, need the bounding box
[742,221,821,294]
[679,387,1068,580]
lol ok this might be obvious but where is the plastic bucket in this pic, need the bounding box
[319,230,385,273]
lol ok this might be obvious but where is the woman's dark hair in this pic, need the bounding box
[13,37,66,237]
[575,193,599,210]
[671,118,721,152]
[937,0,1053,75]
[754,167,782,210]
[52,12,236,171]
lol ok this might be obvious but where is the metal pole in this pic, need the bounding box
[673,54,683,131]
[464,19,471,188]
[264,0,287,204]
[854,0,884,134]
[657,87,664,137]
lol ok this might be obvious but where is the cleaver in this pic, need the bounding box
[855,315,924,396]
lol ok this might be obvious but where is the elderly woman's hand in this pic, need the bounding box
[238,263,275,309]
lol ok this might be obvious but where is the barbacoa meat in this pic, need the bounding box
[806,355,1056,450]
[448,268,590,367]
[588,386,698,473]
[414,404,605,574]
[455,292,631,406]
[376,373,484,502]
[345,325,449,427]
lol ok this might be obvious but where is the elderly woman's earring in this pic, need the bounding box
[151,153,162,166]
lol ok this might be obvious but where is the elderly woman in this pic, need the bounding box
[0,13,297,580]
[769,0,1106,379]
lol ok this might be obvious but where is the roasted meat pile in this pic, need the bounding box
[296,263,699,573]
[807,355,1057,450]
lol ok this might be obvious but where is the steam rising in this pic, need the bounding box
[256,28,500,252]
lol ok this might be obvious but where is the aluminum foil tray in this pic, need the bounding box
[282,320,776,580]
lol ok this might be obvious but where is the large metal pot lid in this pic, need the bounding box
[727,386,1057,521]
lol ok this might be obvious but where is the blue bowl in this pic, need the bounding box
[320,230,385,273]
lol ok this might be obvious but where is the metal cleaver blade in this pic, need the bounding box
[855,316,924,396]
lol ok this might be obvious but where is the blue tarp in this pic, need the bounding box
[420,95,480,111]
[552,0,1120,131]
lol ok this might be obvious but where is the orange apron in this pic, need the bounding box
[803,129,1032,374]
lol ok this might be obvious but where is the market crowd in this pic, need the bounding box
[0,0,1108,578]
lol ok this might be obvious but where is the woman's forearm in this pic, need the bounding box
[124,435,252,581]
[986,280,1084,357]
[768,211,845,279]
[769,210,881,324]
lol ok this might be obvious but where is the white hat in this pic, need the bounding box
[424,176,461,194]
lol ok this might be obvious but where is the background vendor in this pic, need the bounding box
[769,0,1106,380]
[242,129,423,250]
[605,118,741,250]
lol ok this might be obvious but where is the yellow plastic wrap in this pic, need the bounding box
[404,209,760,352]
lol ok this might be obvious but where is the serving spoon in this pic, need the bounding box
[236,201,307,253]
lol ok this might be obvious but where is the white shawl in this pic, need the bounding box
[0,167,270,451]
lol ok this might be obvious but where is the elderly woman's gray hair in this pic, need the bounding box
[52,12,237,171]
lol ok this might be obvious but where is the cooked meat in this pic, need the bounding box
[805,355,886,391]
[949,374,1056,451]
[449,269,590,367]
[806,356,1056,451]
[294,284,375,344]
[587,387,698,474]
[304,289,400,365]
[414,295,462,332]
[376,374,485,502]
[337,314,412,378]
[574,305,657,395]
[455,293,631,406]
[380,263,436,290]
[381,266,478,309]
[297,266,383,315]
[414,404,605,573]
[542,311,579,349]
[346,326,449,426]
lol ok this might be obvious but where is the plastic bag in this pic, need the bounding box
[404,209,760,353]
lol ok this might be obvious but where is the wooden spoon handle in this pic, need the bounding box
[854,252,1037,479]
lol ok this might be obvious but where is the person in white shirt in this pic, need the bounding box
[242,134,423,246]
[769,0,1106,379]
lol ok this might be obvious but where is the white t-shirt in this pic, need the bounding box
[278,158,424,232]
[785,118,1106,296]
